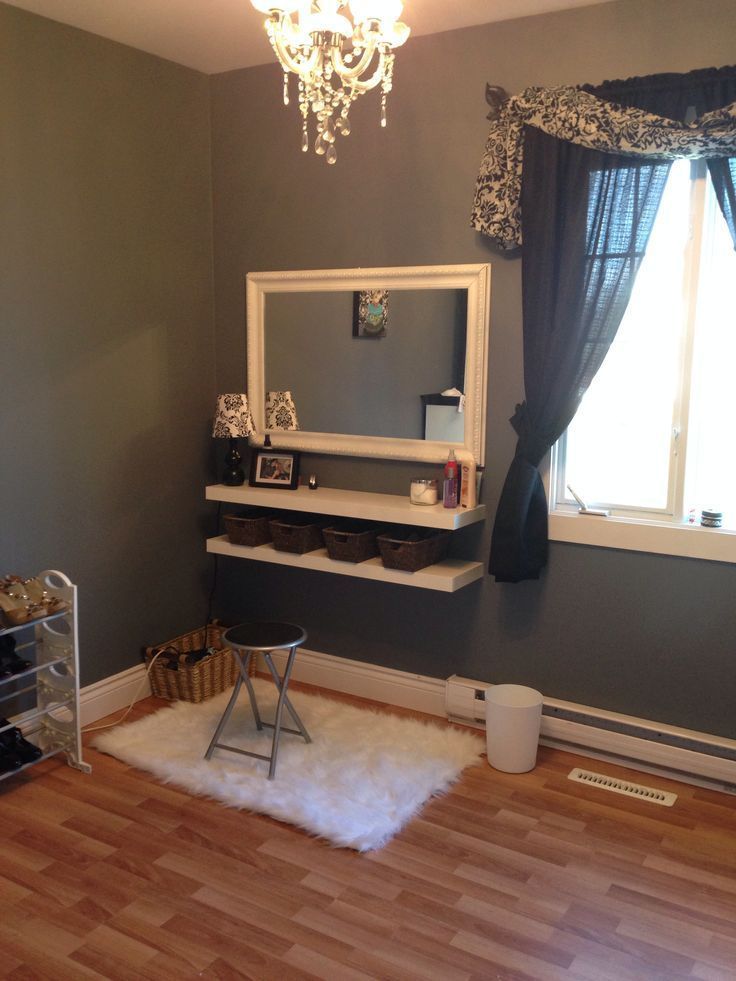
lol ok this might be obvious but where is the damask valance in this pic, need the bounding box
[471,85,736,250]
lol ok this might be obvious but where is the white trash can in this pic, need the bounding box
[485,684,543,773]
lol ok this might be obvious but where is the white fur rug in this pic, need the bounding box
[93,679,482,851]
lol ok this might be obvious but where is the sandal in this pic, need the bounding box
[15,577,68,616]
[0,588,33,627]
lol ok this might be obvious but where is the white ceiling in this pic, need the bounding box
[4,0,615,74]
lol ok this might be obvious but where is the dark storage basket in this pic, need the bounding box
[143,622,250,703]
[269,514,326,554]
[224,508,275,547]
[323,522,380,563]
[377,527,451,572]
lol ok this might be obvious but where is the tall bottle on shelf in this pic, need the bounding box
[443,449,459,509]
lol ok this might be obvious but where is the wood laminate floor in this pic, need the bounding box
[1,685,735,980]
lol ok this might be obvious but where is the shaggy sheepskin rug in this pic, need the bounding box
[93,679,483,851]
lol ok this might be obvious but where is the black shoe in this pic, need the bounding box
[0,743,23,773]
[0,719,41,764]
[0,636,32,675]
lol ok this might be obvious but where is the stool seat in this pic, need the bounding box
[204,620,310,780]
[224,621,306,652]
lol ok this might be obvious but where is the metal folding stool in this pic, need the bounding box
[204,621,311,779]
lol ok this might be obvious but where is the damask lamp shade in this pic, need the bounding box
[265,391,300,431]
[212,394,256,486]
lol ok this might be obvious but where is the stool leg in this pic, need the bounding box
[263,651,311,744]
[204,672,242,760]
[239,652,264,731]
[266,644,301,779]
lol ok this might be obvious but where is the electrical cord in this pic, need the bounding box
[82,649,166,733]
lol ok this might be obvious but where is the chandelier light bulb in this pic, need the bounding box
[251,0,409,164]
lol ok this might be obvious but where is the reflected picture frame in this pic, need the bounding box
[249,450,300,490]
[353,289,389,337]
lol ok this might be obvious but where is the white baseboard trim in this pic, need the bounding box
[264,647,447,717]
[81,649,735,794]
[267,647,736,793]
[80,663,151,728]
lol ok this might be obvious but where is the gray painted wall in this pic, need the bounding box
[210,0,736,737]
[0,4,215,683]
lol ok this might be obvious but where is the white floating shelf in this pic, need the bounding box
[206,483,485,530]
[206,536,484,593]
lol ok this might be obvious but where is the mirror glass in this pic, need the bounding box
[246,264,490,464]
[264,289,467,440]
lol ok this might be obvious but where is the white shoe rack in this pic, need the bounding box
[0,570,91,782]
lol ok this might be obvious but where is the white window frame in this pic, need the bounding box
[547,161,736,564]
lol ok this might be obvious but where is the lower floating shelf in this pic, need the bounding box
[206,535,483,592]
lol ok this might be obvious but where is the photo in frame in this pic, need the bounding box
[353,289,389,337]
[249,450,300,489]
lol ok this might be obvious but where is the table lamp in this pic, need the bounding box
[212,394,255,485]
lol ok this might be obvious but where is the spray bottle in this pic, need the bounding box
[443,449,459,508]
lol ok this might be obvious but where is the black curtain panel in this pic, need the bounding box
[489,66,736,583]
[489,132,670,581]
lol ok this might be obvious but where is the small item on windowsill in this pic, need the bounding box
[567,484,610,516]
[700,509,723,528]
[308,474,319,490]
[410,478,438,506]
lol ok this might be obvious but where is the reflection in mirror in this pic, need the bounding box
[246,265,490,464]
[264,289,467,440]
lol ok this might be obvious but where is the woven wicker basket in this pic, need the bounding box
[323,523,380,563]
[269,515,325,554]
[224,509,275,547]
[377,528,451,572]
[144,622,250,702]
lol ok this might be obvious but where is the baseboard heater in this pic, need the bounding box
[445,675,736,791]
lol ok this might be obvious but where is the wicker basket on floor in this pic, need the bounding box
[143,622,250,702]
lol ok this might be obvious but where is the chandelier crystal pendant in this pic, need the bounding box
[251,0,410,164]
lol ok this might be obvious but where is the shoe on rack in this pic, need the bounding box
[0,587,33,627]
[0,719,42,764]
[0,636,32,675]
[0,747,23,774]
[9,577,68,617]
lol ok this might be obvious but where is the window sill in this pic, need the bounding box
[549,510,736,564]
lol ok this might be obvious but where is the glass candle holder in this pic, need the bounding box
[410,478,438,505]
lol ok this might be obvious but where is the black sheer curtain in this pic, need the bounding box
[709,158,736,246]
[490,66,736,583]
[490,133,670,581]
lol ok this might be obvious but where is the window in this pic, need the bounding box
[550,159,736,560]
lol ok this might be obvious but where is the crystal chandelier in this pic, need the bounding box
[251,1,410,164]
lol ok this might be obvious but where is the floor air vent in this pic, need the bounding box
[568,767,677,806]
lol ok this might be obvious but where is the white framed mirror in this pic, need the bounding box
[246,263,491,464]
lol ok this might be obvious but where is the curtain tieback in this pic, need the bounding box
[510,402,551,466]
